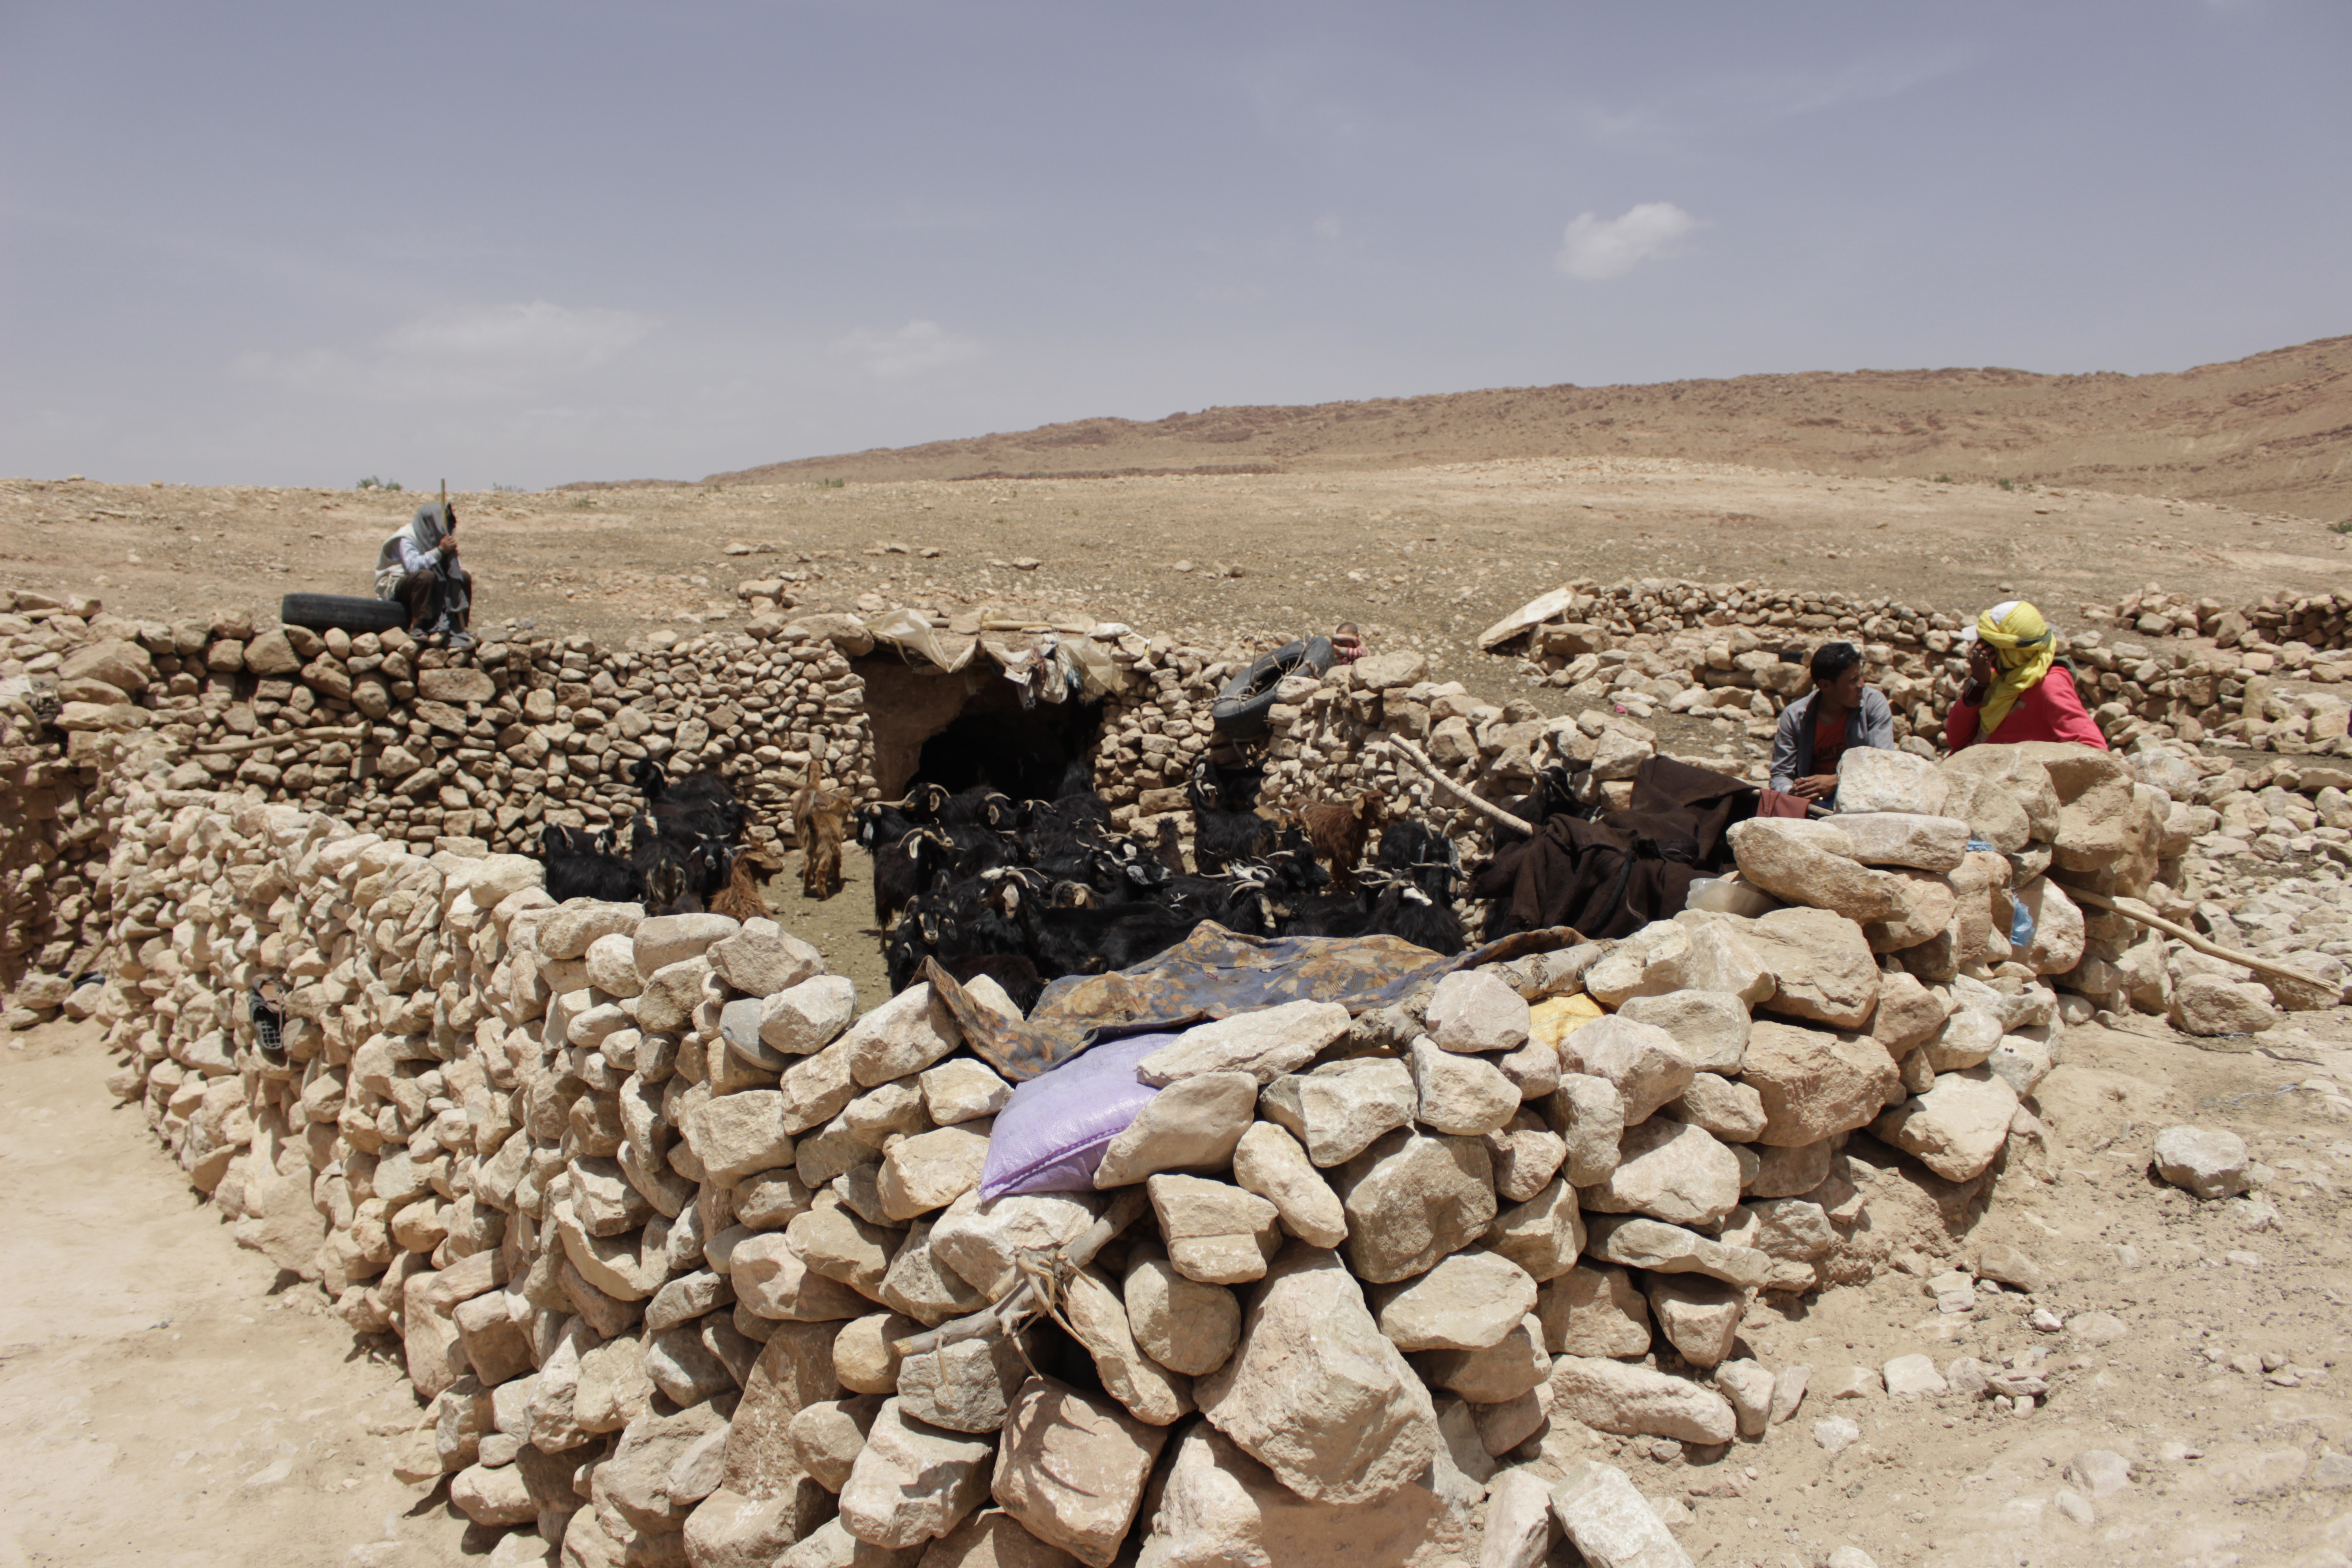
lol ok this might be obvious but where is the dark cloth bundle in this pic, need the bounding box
[1470,756,1759,941]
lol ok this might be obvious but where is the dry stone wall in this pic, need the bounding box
[17,566,2352,1567]
[88,777,2073,1567]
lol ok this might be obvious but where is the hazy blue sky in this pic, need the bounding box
[4,1,2345,490]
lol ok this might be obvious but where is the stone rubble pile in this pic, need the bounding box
[1482,577,2352,758]
[84,731,2218,1567]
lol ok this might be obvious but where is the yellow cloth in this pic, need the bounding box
[1975,601,2055,737]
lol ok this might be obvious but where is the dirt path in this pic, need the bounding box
[0,1019,472,1568]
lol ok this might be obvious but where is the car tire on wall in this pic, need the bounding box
[1210,636,1336,740]
[279,593,406,635]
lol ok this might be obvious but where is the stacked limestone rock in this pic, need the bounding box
[100,758,2169,1568]
[0,590,138,1006]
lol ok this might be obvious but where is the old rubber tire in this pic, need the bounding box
[1210,637,1336,740]
[280,592,404,635]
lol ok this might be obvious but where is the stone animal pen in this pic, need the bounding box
[2,580,2344,1568]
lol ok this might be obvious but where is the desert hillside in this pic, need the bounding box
[697,335,2352,522]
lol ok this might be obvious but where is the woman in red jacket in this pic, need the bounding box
[1944,599,2109,752]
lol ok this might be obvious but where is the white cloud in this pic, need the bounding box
[1313,212,1343,240]
[828,319,982,378]
[379,301,652,368]
[1556,201,1706,281]
[235,300,655,404]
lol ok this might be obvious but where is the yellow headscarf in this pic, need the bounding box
[1973,599,2055,737]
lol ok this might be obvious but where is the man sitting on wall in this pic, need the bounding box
[375,500,475,649]
[1769,641,1897,804]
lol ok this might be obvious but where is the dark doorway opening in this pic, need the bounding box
[857,657,1104,803]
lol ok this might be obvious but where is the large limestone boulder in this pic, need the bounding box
[1062,1268,1192,1428]
[2007,742,2136,872]
[1739,1022,1900,1147]
[1536,1264,1652,1359]
[1406,1037,1519,1136]
[2152,1124,2251,1200]
[1260,1058,1416,1167]
[1585,920,1771,1009]
[1094,1073,1257,1188]
[1548,1073,1625,1188]
[58,637,154,693]
[1872,1068,2018,1181]
[1230,1122,1348,1248]
[1334,1130,1498,1284]
[1938,748,2059,852]
[1123,1247,1242,1377]
[1147,1175,1281,1285]
[2168,974,2278,1037]
[1549,1356,1737,1444]
[1422,969,1531,1054]
[1367,1251,1537,1352]
[929,1191,1105,1300]
[1862,870,1960,955]
[1643,1274,1745,1368]
[1193,1247,1441,1506]
[635,912,741,974]
[1727,819,1904,925]
[1138,1001,1352,1086]
[1743,908,1879,1029]
[1549,1460,1699,1568]
[1556,1015,1693,1124]
[1666,1073,1767,1144]
[1835,747,1950,816]
[1582,1215,1770,1289]
[684,1092,796,1186]
[1579,1118,1742,1229]
[1135,1423,1471,1568]
[1835,812,1970,872]
[710,920,825,999]
[991,1377,1168,1567]
[2012,877,2086,975]
[842,984,965,1086]
[1613,991,1749,1073]
[1483,1176,1585,1282]
[837,1399,997,1549]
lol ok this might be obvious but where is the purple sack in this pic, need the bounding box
[977,1031,1176,1200]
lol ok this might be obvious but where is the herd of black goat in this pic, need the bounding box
[531,755,1470,1013]
[539,759,753,915]
[874,759,1466,1010]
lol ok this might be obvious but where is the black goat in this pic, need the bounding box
[939,786,1017,832]
[630,757,749,844]
[542,823,646,904]
[627,813,723,915]
[1188,765,1278,874]
[1376,819,1462,903]
[1361,872,1468,955]
[1017,900,1202,980]
[873,825,951,927]
[855,783,948,856]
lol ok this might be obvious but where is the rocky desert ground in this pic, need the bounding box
[5,339,2352,1567]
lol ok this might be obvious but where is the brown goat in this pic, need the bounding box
[1293,792,1387,892]
[711,847,782,923]
[792,781,854,900]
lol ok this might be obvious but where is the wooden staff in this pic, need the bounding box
[2063,884,2337,995]
[1380,734,1536,836]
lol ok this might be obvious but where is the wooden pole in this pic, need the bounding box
[1380,735,1535,837]
[2063,884,2335,996]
